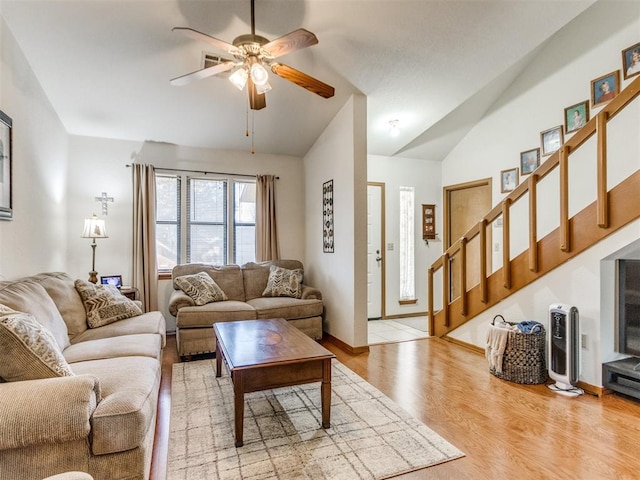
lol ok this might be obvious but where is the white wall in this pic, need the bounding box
[443,1,640,387]
[66,135,142,283]
[0,16,69,279]
[368,154,442,317]
[453,220,640,386]
[304,95,368,348]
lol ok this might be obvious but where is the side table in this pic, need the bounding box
[120,287,138,301]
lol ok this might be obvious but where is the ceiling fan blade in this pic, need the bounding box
[248,78,266,110]
[262,29,318,58]
[271,63,335,99]
[170,61,236,86]
[172,27,239,55]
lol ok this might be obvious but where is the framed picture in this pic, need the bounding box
[322,179,334,253]
[500,168,518,193]
[0,110,12,220]
[520,148,540,175]
[540,125,564,156]
[564,100,589,134]
[100,275,123,289]
[622,42,640,80]
[591,70,620,107]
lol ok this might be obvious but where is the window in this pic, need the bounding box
[156,175,180,271]
[399,186,415,300]
[155,173,256,271]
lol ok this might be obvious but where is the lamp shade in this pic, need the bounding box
[81,215,108,239]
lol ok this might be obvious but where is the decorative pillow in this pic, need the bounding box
[262,265,304,299]
[0,304,74,381]
[175,272,228,306]
[74,280,143,328]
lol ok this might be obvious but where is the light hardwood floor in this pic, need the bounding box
[151,334,640,479]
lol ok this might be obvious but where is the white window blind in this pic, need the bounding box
[155,173,256,270]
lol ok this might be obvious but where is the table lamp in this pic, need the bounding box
[81,214,108,283]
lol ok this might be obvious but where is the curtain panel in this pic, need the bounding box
[132,163,159,311]
[256,174,280,261]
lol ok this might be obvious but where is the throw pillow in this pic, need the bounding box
[74,280,143,328]
[175,272,228,306]
[262,265,304,299]
[0,304,74,381]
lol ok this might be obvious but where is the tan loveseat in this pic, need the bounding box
[0,272,166,480]
[168,260,323,359]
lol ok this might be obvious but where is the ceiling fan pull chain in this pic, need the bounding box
[245,102,249,137]
[251,111,255,154]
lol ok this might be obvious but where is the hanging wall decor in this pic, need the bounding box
[0,109,13,220]
[323,179,334,253]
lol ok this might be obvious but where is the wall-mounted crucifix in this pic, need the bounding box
[95,192,114,216]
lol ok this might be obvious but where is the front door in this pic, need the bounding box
[367,183,384,319]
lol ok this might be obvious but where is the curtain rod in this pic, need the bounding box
[126,164,278,179]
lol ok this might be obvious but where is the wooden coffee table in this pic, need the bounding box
[214,318,336,447]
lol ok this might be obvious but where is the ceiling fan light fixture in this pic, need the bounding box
[250,62,269,86]
[256,81,272,94]
[229,67,248,90]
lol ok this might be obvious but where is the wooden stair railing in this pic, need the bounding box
[428,74,640,338]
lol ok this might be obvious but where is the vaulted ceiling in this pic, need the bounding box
[1,0,596,159]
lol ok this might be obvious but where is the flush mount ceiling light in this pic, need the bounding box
[389,120,400,138]
[170,0,335,111]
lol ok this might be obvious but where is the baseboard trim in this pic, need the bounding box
[442,336,603,396]
[577,381,603,397]
[323,332,370,355]
[442,335,485,355]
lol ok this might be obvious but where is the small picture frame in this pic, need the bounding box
[564,100,589,134]
[100,275,123,289]
[0,109,13,220]
[622,42,640,80]
[591,70,620,107]
[540,125,564,156]
[500,168,518,193]
[520,148,540,175]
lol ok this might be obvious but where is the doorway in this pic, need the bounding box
[443,178,492,301]
[367,182,385,320]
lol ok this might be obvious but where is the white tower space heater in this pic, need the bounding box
[548,304,583,396]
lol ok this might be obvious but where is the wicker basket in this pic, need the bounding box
[489,315,547,384]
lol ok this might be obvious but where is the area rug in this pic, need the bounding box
[167,359,463,480]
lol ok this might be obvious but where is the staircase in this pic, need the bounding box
[428,74,640,338]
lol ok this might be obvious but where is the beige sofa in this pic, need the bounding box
[0,272,166,480]
[168,260,323,359]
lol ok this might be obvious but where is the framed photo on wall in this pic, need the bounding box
[322,179,334,253]
[0,109,13,220]
[540,125,564,156]
[591,70,620,107]
[564,100,589,134]
[520,148,540,175]
[622,41,640,80]
[500,168,518,193]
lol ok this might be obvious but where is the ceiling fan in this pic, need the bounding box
[170,0,335,110]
